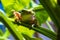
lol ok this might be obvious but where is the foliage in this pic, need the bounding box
[1,0,35,38]
[0,29,10,40]
[17,26,35,37]
[33,5,48,25]
[22,33,43,40]
[0,0,58,40]
[0,30,3,36]
[1,0,30,17]
[0,11,56,40]
[0,12,23,40]
[39,0,60,40]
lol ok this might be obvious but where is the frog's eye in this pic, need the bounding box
[22,10,28,12]
[18,10,27,13]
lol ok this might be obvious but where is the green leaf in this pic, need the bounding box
[39,0,60,40]
[0,11,23,40]
[22,33,31,40]
[0,37,5,40]
[3,29,10,38]
[17,26,35,37]
[22,33,43,40]
[1,0,30,11]
[1,0,35,38]
[31,38,43,40]
[21,0,30,7]
[0,30,3,36]
[32,27,56,40]
[0,11,35,40]
[18,22,57,40]
[33,5,49,25]
[1,0,31,17]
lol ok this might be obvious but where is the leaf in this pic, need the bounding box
[0,11,23,40]
[18,22,56,40]
[3,29,10,38]
[22,33,31,40]
[1,0,30,11]
[17,25,35,37]
[31,38,43,40]
[22,33,43,40]
[1,0,31,17]
[39,0,60,40]
[0,37,5,40]
[1,0,35,37]
[21,0,30,7]
[33,5,49,25]
[0,11,35,40]
[0,30,3,36]
[32,27,56,40]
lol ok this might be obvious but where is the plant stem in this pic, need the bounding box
[19,22,56,39]
[46,21,55,32]
[0,11,23,40]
